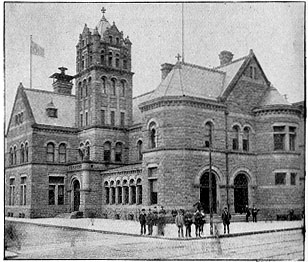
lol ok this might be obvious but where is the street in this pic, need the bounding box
[9,222,304,260]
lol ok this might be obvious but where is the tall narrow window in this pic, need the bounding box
[20,144,24,164]
[205,122,213,148]
[120,80,125,97]
[9,178,15,206]
[115,54,120,68]
[111,79,116,95]
[104,182,110,204]
[100,50,105,65]
[137,178,142,204]
[85,141,90,159]
[232,125,240,150]
[108,52,113,66]
[149,122,157,148]
[120,112,125,126]
[103,142,111,162]
[25,142,29,162]
[13,146,17,165]
[243,127,250,152]
[47,142,55,162]
[9,147,13,165]
[130,179,136,204]
[85,112,89,126]
[88,77,92,95]
[111,186,116,204]
[115,142,122,162]
[289,127,296,151]
[83,80,87,97]
[150,179,158,205]
[59,143,67,163]
[116,37,120,45]
[79,82,83,98]
[110,111,115,126]
[137,140,143,161]
[123,59,127,69]
[291,173,297,185]
[123,180,129,204]
[80,113,83,127]
[273,126,285,151]
[101,110,105,125]
[117,181,122,204]
[109,36,113,44]
[20,177,27,205]
[101,77,107,94]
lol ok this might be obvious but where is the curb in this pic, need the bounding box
[7,219,303,241]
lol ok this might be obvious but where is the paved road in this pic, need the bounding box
[9,223,304,260]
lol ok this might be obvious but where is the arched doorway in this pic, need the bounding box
[200,172,217,214]
[73,180,80,211]
[234,173,248,213]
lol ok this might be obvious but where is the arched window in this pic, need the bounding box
[20,144,25,163]
[116,37,120,45]
[85,141,90,159]
[9,147,13,165]
[101,77,107,94]
[78,82,83,98]
[115,54,120,68]
[25,142,29,162]
[232,125,240,150]
[116,180,122,204]
[130,179,136,204]
[79,143,84,161]
[100,50,105,65]
[47,142,55,162]
[13,146,17,165]
[137,178,142,204]
[205,122,213,148]
[137,140,143,161]
[108,52,113,66]
[115,142,122,162]
[104,181,110,204]
[103,141,111,162]
[120,80,125,97]
[81,55,85,70]
[110,181,115,204]
[83,79,87,97]
[88,77,92,95]
[109,36,113,44]
[123,180,129,204]
[149,122,157,149]
[243,127,250,152]
[59,143,67,163]
[111,78,116,95]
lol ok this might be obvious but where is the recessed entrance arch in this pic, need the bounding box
[234,173,248,213]
[200,171,217,214]
[73,180,80,211]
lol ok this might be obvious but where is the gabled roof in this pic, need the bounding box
[259,86,290,106]
[132,91,155,125]
[24,88,76,127]
[147,62,225,101]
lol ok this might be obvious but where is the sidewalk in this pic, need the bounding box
[5,217,303,240]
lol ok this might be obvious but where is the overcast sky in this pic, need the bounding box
[4,2,305,123]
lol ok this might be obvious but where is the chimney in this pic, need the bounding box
[219,50,234,66]
[49,67,74,95]
[161,63,174,81]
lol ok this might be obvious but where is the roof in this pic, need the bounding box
[259,86,291,106]
[96,14,111,36]
[214,56,248,94]
[132,91,154,125]
[148,62,225,101]
[24,88,76,127]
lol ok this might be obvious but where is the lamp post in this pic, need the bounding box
[208,124,213,235]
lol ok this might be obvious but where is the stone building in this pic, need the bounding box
[5,9,304,220]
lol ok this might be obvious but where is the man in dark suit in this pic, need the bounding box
[221,207,231,234]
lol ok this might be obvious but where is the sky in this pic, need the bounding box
[4,2,305,124]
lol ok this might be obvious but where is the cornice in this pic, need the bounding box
[32,124,78,134]
[253,105,301,117]
[75,64,134,78]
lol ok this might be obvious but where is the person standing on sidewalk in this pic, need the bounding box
[200,209,206,236]
[139,209,147,235]
[245,205,251,222]
[252,205,259,222]
[194,209,202,237]
[221,207,231,234]
[153,206,158,235]
[158,206,166,236]
[146,209,154,235]
[175,209,184,238]
[184,210,193,237]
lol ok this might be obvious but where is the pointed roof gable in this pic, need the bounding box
[24,88,76,127]
[148,62,225,101]
[96,14,111,36]
[217,50,271,100]
[259,86,291,106]
[132,91,155,125]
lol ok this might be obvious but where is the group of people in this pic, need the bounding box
[138,206,167,236]
[175,209,206,238]
[245,205,260,222]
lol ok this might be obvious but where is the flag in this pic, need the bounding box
[31,40,45,57]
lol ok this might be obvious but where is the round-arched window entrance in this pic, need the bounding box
[73,180,80,211]
[234,173,248,213]
[200,172,217,214]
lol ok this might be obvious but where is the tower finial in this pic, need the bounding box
[101,7,106,15]
[176,53,182,62]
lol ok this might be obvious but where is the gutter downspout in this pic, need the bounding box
[225,109,230,211]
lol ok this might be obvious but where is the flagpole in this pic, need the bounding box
[182,3,185,63]
[30,35,32,89]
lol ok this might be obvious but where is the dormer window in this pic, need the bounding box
[249,66,257,80]
[46,101,58,118]
[115,54,120,68]
[109,36,113,44]
[116,37,120,45]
